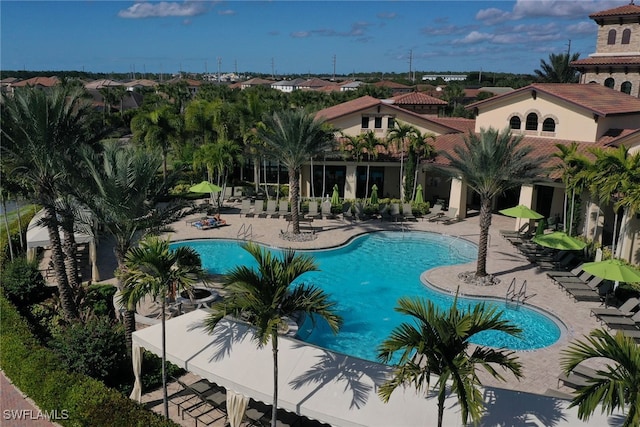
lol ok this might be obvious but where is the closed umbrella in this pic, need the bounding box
[331,184,340,205]
[581,259,640,283]
[414,184,424,204]
[370,184,379,205]
[532,232,586,251]
[499,205,544,220]
[189,181,222,194]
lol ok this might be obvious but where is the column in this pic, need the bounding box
[448,178,467,219]
[516,184,535,231]
[345,164,357,199]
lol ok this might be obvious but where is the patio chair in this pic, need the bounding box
[558,364,601,390]
[567,280,612,302]
[321,201,335,219]
[591,297,640,319]
[598,311,640,330]
[425,204,444,222]
[241,200,254,218]
[253,201,266,218]
[402,203,416,221]
[560,276,603,292]
[547,264,585,279]
[537,252,578,271]
[341,202,354,222]
[389,203,402,222]
[553,270,595,287]
[303,200,320,219]
[433,207,458,224]
[500,223,530,239]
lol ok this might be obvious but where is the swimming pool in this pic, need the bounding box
[172,232,563,362]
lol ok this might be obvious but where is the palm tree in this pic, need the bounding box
[387,121,418,202]
[378,294,523,427]
[586,146,640,257]
[82,140,184,351]
[258,109,335,234]
[205,242,342,427]
[358,131,387,200]
[120,236,205,420]
[438,128,543,277]
[553,142,592,235]
[561,329,640,427]
[184,98,222,146]
[131,104,183,182]
[407,130,436,202]
[1,86,98,320]
[534,52,581,83]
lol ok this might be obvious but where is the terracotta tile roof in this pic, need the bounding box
[431,132,606,180]
[427,117,476,133]
[468,83,640,117]
[598,128,640,147]
[589,4,640,19]
[316,96,382,121]
[391,92,447,105]
[84,79,123,89]
[571,56,640,66]
[314,84,342,92]
[299,78,336,88]
[240,78,272,86]
[12,76,60,87]
[373,80,412,89]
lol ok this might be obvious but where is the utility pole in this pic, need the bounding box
[217,57,222,83]
[234,60,238,75]
[271,58,275,79]
[479,67,482,82]
[332,54,336,81]
[566,39,572,57]
[408,49,414,83]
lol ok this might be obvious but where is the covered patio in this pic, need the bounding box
[132,310,623,427]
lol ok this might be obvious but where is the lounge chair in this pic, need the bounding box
[305,201,321,219]
[598,311,640,330]
[547,265,584,279]
[239,199,253,217]
[537,252,578,271]
[379,204,393,221]
[263,200,278,218]
[192,218,223,230]
[253,201,266,218]
[321,201,334,219]
[424,204,444,221]
[554,271,594,287]
[433,207,458,224]
[390,203,402,222]
[341,202,354,221]
[500,222,530,239]
[591,297,640,319]
[567,280,612,302]
[561,276,603,292]
[402,203,417,221]
[558,364,601,389]
[273,200,288,219]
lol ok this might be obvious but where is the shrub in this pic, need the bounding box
[0,256,51,306]
[82,284,117,319]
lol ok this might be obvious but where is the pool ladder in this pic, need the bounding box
[506,278,528,305]
[237,223,253,240]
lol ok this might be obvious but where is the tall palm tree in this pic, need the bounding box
[378,294,523,427]
[184,98,222,146]
[553,142,592,235]
[561,329,640,427]
[358,131,387,200]
[205,242,342,427]
[387,121,418,202]
[82,140,184,351]
[407,130,436,202]
[120,236,205,420]
[438,128,543,277]
[258,109,335,234]
[534,52,581,83]
[131,104,183,182]
[1,86,98,320]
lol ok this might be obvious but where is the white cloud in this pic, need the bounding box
[477,0,628,24]
[118,1,209,19]
[422,24,477,36]
[475,8,512,25]
[453,31,494,45]
[291,31,310,38]
[218,9,235,16]
[567,21,597,35]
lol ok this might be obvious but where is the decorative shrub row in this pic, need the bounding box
[0,294,178,427]
[0,207,37,266]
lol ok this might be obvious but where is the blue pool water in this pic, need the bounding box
[172,232,562,362]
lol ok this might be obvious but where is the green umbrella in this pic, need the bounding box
[189,181,222,194]
[532,232,586,251]
[331,184,340,205]
[370,184,379,205]
[581,259,640,283]
[499,205,544,220]
[414,184,424,204]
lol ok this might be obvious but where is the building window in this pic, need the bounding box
[525,113,538,131]
[387,117,395,129]
[509,116,521,130]
[607,29,616,45]
[361,116,369,129]
[621,81,632,95]
[374,116,382,129]
[622,29,631,44]
[604,78,615,89]
[542,118,556,132]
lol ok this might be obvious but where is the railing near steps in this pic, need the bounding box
[506,278,529,305]
[237,223,253,241]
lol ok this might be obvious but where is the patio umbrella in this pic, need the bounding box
[532,232,586,251]
[581,259,640,283]
[535,218,546,237]
[331,184,340,205]
[370,184,379,205]
[414,184,424,204]
[189,181,222,194]
[499,205,544,220]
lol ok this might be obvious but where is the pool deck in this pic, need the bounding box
[91,201,612,415]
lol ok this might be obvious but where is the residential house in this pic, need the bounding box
[373,80,413,95]
[271,78,306,93]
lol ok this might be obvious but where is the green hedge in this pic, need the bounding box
[0,295,178,427]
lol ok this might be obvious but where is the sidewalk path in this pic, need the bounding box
[0,371,60,427]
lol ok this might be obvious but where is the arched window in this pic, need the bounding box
[542,118,556,132]
[607,29,617,45]
[622,29,631,44]
[604,78,615,89]
[621,81,632,95]
[525,113,538,131]
[509,116,521,130]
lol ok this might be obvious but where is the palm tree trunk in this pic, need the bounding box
[61,226,81,291]
[476,197,492,277]
[412,155,421,201]
[44,206,79,320]
[290,168,300,234]
[2,194,14,262]
[322,156,326,200]
[271,329,279,427]
[399,150,404,201]
[437,385,446,427]
[310,157,315,199]
[161,297,169,419]
[612,209,620,256]
[569,189,575,235]
[365,163,371,201]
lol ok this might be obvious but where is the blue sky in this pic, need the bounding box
[0,1,630,76]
